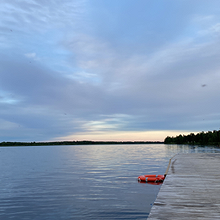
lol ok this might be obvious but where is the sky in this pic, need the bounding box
[1,0,220,142]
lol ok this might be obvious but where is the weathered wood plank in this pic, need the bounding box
[148,153,220,220]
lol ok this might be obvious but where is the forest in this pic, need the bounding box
[164,129,220,146]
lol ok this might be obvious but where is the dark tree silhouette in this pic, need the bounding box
[164,129,220,146]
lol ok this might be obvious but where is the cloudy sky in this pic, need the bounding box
[1,0,220,142]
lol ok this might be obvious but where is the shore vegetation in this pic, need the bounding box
[164,129,220,146]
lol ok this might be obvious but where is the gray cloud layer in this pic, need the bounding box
[1,0,220,141]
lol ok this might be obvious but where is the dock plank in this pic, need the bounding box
[148,153,220,220]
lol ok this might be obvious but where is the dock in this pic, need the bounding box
[148,153,220,219]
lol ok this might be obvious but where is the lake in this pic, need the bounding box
[0,144,219,219]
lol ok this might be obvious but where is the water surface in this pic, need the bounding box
[0,144,219,219]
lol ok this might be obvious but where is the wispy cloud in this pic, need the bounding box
[1,0,220,141]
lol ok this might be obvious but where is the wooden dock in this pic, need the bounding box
[148,153,220,219]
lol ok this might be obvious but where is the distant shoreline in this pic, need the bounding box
[0,141,164,146]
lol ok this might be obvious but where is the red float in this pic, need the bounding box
[138,174,165,183]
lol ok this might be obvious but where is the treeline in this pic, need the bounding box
[164,129,220,145]
[0,140,163,146]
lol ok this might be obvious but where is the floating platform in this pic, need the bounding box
[148,153,220,219]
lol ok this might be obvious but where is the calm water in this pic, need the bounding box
[0,144,219,220]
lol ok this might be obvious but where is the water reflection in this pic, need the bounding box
[0,144,219,219]
[165,144,220,154]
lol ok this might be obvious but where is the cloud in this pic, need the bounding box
[61,25,220,131]
[211,23,220,35]
[1,0,220,141]
[0,0,86,30]
[25,52,36,58]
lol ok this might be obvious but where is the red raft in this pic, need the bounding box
[138,174,165,183]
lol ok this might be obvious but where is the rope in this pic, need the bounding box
[164,154,178,177]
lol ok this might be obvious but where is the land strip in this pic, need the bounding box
[0,141,163,146]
